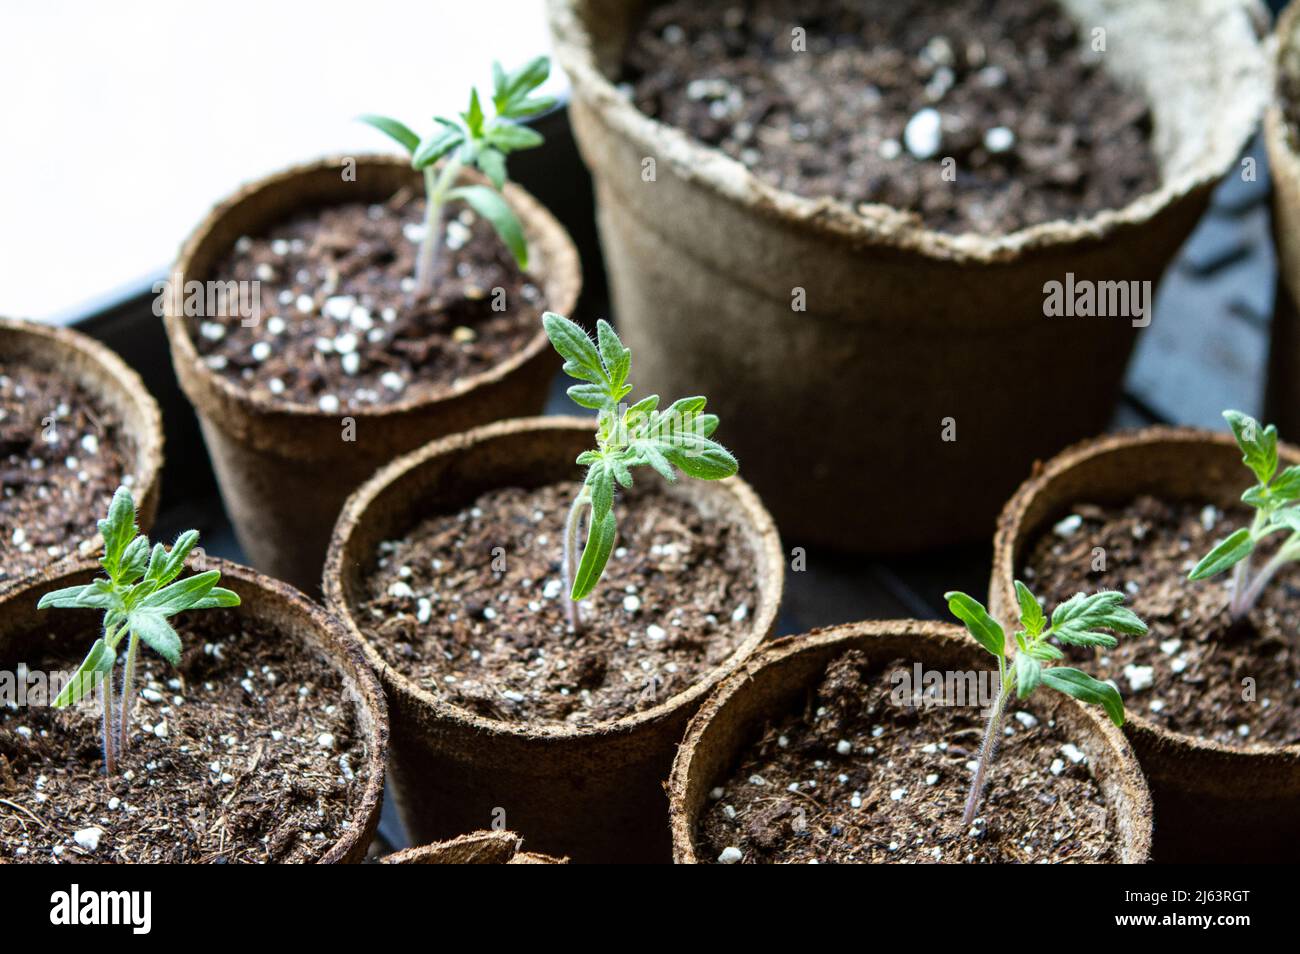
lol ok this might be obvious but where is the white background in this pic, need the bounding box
[0,0,562,320]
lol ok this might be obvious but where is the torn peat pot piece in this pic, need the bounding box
[991,427,1300,862]
[0,557,387,863]
[163,155,580,593]
[548,0,1269,552]
[668,622,1152,863]
[380,829,567,864]
[0,317,163,593]
[324,416,783,863]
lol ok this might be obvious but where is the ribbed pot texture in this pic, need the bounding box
[990,428,1300,862]
[1267,1,1300,440]
[324,417,784,863]
[548,0,1270,552]
[164,155,581,592]
[381,830,566,864]
[669,621,1153,863]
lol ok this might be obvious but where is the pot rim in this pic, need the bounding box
[0,556,389,864]
[163,153,581,420]
[1266,1,1300,179]
[0,316,164,574]
[991,424,1300,760]
[322,415,785,742]
[547,0,1271,265]
[668,619,1154,863]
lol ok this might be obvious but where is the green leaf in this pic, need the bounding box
[53,638,115,708]
[1041,667,1125,726]
[586,462,615,524]
[487,122,544,153]
[37,584,95,610]
[138,570,220,615]
[695,413,720,438]
[663,436,738,480]
[1188,528,1255,580]
[119,536,150,585]
[566,383,610,410]
[498,56,550,115]
[156,530,199,587]
[596,320,630,389]
[571,509,617,600]
[503,95,557,119]
[1270,466,1300,504]
[1026,641,1064,661]
[636,442,676,482]
[464,88,485,136]
[544,313,604,383]
[447,184,527,268]
[476,146,507,189]
[128,610,181,665]
[1014,652,1042,698]
[943,591,1005,658]
[358,114,420,154]
[1050,590,1147,647]
[192,587,240,611]
[1225,410,1278,485]
[411,126,465,170]
[1015,580,1045,637]
[98,486,137,577]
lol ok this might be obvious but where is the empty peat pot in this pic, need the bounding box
[0,557,387,863]
[668,621,1152,863]
[0,317,163,592]
[548,0,1269,553]
[381,829,566,864]
[1266,1,1300,440]
[164,155,580,592]
[991,428,1300,862]
[324,416,783,863]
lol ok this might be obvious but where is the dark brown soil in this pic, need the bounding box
[697,650,1119,863]
[192,188,545,411]
[0,609,370,862]
[1023,497,1300,748]
[0,365,131,588]
[356,480,758,725]
[622,0,1160,234]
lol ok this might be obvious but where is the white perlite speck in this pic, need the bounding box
[1124,664,1155,692]
[903,108,942,159]
[836,739,851,756]
[717,846,743,864]
[317,732,336,749]
[983,126,1015,153]
[318,395,340,414]
[1053,514,1083,537]
[623,594,641,613]
[73,827,103,851]
[646,625,667,641]
[1060,743,1086,764]
[380,371,405,393]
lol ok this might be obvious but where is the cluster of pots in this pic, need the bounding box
[2,0,1297,862]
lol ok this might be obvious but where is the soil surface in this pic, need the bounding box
[1023,497,1300,748]
[192,189,545,412]
[1,365,131,588]
[357,480,758,725]
[622,0,1160,234]
[0,609,370,862]
[697,650,1118,863]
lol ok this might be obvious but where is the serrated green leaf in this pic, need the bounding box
[1026,641,1065,661]
[571,509,617,600]
[663,437,738,480]
[98,486,137,577]
[1050,591,1148,646]
[567,383,610,410]
[1188,528,1255,580]
[411,126,465,170]
[157,530,199,588]
[464,87,484,136]
[1225,410,1278,485]
[1014,652,1042,698]
[499,56,550,114]
[695,413,720,438]
[119,536,150,584]
[487,122,544,153]
[358,114,421,154]
[139,570,219,615]
[192,587,240,611]
[637,442,676,482]
[476,146,507,189]
[128,610,181,665]
[587,462,615,524]
[1268,466,1300,505]
[544,313,604,382]
[53,638,115,708]
[1042,667,1125,726]
[1015,580,1045,637]
[596,320,630,389]
[448,184,527,267]
[944,591,1005,658]
[37,584,95,610]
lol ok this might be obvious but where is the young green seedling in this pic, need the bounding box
[542,312,738,634]
[1189,410,1300,620]
[37,486,239,775]
[944,584,1146,827]
[360,56,554,296]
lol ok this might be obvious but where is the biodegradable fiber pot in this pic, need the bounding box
[0,317,163,585]
[0,557,388,863]
[381,830,567,864]
[669,621,1153,863]
[548,0,1270,552]
[990,428,1300,862]
[324,417,784,863]
[1266,1,1300,440]
[164,155,581,593]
